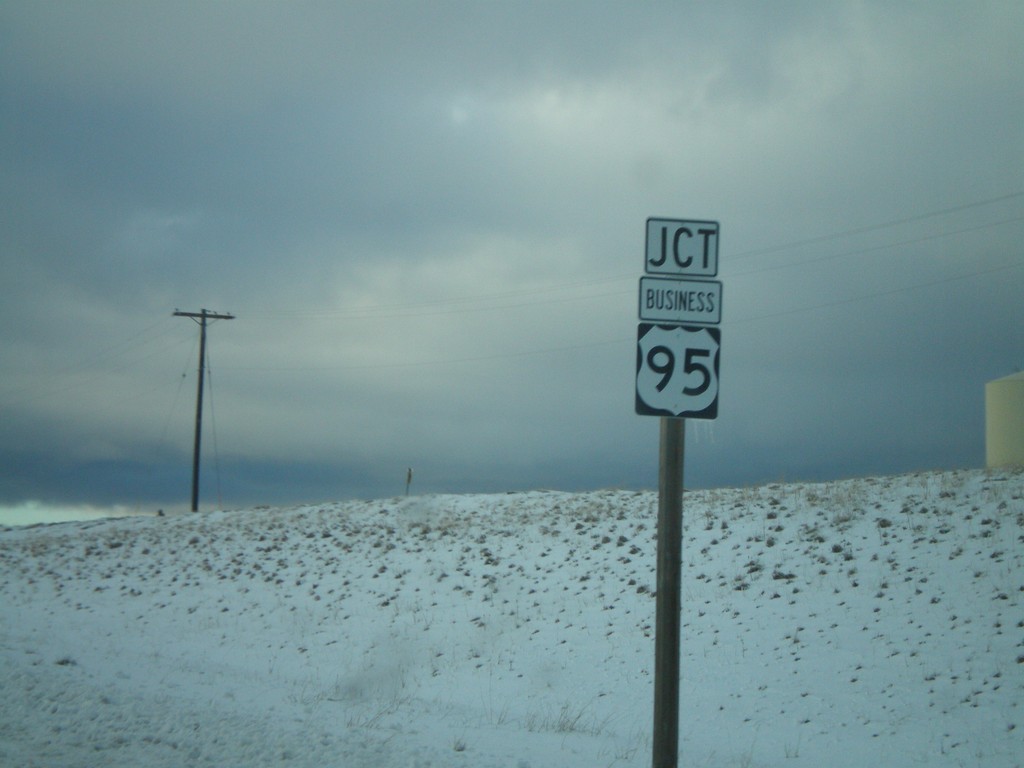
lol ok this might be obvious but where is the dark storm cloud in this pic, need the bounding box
[1,1,1021,514]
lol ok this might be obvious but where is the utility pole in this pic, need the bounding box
[173,309,235,511]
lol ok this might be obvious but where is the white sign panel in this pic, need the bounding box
[645,218,719,277]
[635,324,720,419]
[639,276,722,325]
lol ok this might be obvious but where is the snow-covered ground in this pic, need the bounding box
[2,468,1022,768]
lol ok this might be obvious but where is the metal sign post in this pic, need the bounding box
[652,416,685,768]
[635,217,721,768]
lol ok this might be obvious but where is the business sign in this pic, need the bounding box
[638,276,722,325]
[635,324,720,419]
[645,218,719,278]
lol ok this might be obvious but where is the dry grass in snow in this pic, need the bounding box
[1,468,1022,767]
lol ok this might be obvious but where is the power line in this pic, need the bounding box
[0,317,182,411]
[235,192,1023,323]
[725,259,1024,326]
[727,190,1024,263]
[0,331,192,414]
[3,191,1019,418]
[243,273,633,320]
[158,339,195,446]
[217,257,1024,374]
[227,214,1023,328]
[726,215,1024,279]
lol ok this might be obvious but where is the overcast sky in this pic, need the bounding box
[2,1,1022,514]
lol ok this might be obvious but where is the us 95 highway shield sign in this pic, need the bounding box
[635,324,720,419]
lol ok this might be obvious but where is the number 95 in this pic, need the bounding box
[636,324,720,419]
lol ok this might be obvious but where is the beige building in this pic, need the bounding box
[986,371,1024,467]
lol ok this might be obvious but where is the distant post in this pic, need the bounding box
[173,309,235,511]
[405,467,413,496]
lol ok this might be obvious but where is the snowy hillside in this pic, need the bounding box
[2,469,1022,768]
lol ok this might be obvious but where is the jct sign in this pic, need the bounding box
[645,218,719,278]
